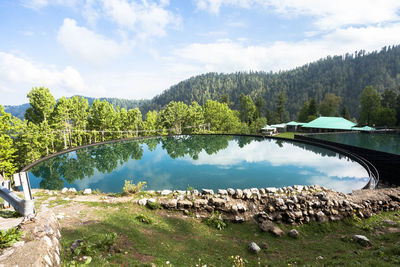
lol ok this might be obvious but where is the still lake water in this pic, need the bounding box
[308,132,400,155]
[27,135,370,193]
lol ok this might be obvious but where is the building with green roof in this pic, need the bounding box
[301,117,357,132]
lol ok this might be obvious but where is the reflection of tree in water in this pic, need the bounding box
[30,141,144,189]
[160,135,233,160]
[31,134,352,190]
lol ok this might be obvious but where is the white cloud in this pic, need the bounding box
[0,51,103,104]
[100,0,181,39]
[57,18,130,65]
[173,23,400,73]
[196,0,400,30]
[20,0,80,10]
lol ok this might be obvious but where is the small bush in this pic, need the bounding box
[69,232,118,257]
[147,201,162,210]
[122,180,147,194]
[0,227,23,248]
[204,211,226,230]
[135,213,153,224]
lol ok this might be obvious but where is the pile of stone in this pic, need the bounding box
[135,186,400,226]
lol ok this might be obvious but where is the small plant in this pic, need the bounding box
[147,201,162,210]
[230,255,247,267]
[135,213,153,224]
[0,227,23,248]
[122,180,147,194]
[204,211,226,230]
[187,185,195,191]
[68,232,117,259]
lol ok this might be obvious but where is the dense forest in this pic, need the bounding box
[142,45,400,119]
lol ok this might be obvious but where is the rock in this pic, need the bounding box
[316,256,324,260]
[259,220,284,237]
[210,198,226,207]
[160,199,177,209]
[138,198,147,206]
[243,189,252,199]
[316,211,327,223]
[275,198,285,206]
[259,188,266,195]
[248,242,261,254]
[234,189,243,199]
[177,200,193,209]
[236,203,247,212]
[260,242,269,249]
[234,216,245,223]
[217,189,228,195]
[148,198,156,203]
[266,187,277,193]
[161,190,172,196]
[83,188,92,195]
[61,187,68,193]
[352,235,372,247]
[250,188,259,195]
[293,185,304,191]
[288,229,299,238]
[68,188,77,193]
[227,188,235,195]
[202,189,214,195]
[193,199,208,208]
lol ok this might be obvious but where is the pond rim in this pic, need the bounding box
[22,133,378,190]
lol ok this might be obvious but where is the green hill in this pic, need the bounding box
[142,45,400,119]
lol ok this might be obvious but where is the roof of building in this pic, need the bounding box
[286,121,306,126]
[301,117,357,130]
[271,123,287,128]
[261,125,276,130]
[351,126,376,131]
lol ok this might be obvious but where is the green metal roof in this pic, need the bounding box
[301,117,356,130]
[286,121,305,126]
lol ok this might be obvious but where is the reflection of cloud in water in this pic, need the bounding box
[307,176,369,194]
[183,140,369,179]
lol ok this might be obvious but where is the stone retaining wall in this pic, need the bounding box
[0,209,61,267]
[137,186,400,225]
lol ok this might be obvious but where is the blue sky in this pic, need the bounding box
[1,0,400,105]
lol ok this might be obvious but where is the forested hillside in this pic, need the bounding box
[143,45,400,119]
[5,97,149,120]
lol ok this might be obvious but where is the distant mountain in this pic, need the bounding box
[142,45,400,119]
[4,96,150,120]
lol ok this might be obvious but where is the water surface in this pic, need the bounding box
[27,135,370,193]
[308,132,400,155]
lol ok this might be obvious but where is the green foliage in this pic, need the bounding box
[275,92,289,123]
[122,180,147,194]
[360,86,381,125]
[0,105,18,178]
[0,227,23,248]
[204,211,226,230]
[203,100,241,133]
[319,93,342,116]
[147,201,162,210]
[67,232,117,265]
[135,213,153,224]
[25,86,56,124]
[341,105,351,120]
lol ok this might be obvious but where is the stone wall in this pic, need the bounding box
[0,209,61,267]
[138,186,400,225]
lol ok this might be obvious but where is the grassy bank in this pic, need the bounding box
[58,199,400,266]
[275,132,295,139]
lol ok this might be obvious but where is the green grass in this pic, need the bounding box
[275,132,296,139]
[60,202,400,266]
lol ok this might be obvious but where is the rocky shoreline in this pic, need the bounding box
[130,185,400,226]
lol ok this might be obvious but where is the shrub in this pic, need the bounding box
[0,227,23,248]
[135,213,153,224]
[122,180,147,194]
[147,201,162,210]
[204,211,226,230]
[69,232,117,257]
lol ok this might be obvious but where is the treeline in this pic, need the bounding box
[143,45,400,119]
[4,96,149,120]
[0,87,273,179]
